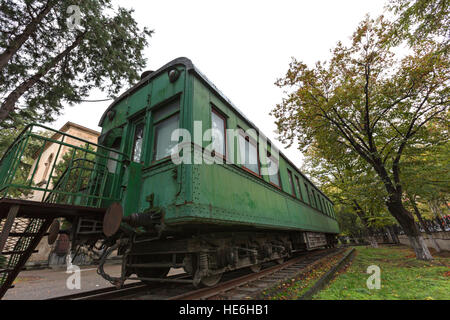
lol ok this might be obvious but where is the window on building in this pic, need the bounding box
[42,153,54,182]
[266,152,280,187]
[287,170,296,196]
[238,131,259,175]
[154,113,179,161]
[295,176,303,201]
[211,108,226,157]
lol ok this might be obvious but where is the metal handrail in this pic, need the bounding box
[0,124,126,208]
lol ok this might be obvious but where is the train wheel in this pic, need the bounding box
[276,258,284,264]
[200,273,222,287]
[250,264,261,273]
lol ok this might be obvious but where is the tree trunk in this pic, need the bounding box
[387,226,399,244]
[367,235,379,248]
[352,201,378,248]
[409,197,441,253]
[386,198,433,260]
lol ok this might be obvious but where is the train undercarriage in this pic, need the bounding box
[97,228,337,287]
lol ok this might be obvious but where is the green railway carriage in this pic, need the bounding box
[98,57,338,234]
[0,57,339,288]
[97,57,339,285]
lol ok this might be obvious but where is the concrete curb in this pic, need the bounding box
[299,248,356,300]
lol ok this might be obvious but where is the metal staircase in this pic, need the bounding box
[0,209,51,298]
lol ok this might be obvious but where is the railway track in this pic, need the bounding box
[51,248,345,300]
[170,247,345,300]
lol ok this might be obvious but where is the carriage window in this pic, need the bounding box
[312,190,319,209]
[287,170,295,196]
[266,153,280,187]
[132,123,144,163]
[107,138,121,172]
[309,186,316,208]
[153,99,179,122]
[318,194,323,212]
[238,132,259,175]
[295,176,303,201]
[211,109,226,156]
[154,113,179,161]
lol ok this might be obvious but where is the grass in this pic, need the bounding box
[315,245,450,300]
[261,251,347,300]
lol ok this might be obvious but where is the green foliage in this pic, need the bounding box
[51,143,97,201]
[334,206,365,238]
[271,14,449,244]
[302,145,394,232]
[0,0,152,129]
[388,0,450,46]
[0,127,53,198]
[401,122,450,219]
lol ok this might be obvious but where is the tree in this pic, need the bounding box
[0,126,52,197]
[0,0,152,129]
[401,123,449,252]
[271,16,449,260]
[302,145,393,248]
[51,144,97,204]
[388,0,450,46]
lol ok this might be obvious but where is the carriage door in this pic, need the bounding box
[123,119,145,215]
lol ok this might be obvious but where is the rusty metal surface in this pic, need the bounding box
[47,220,60,245]
[0,205,19,252]
[169,248,344,300]
[102,202,123,237]
[0,198,106,220]
[0,218,52,299]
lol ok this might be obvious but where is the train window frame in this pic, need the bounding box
[310,188,317,208]
[238,129,261,176]
[294,176,303,201]
[287,169,296,197]
[150,98,181,163]
[266,151,281,188]
[314,190,322,211]
[304,183,311,205]
[324,200,329,216]
[211,107,227,159]
[131,122,145,163]
[153,99,180,123]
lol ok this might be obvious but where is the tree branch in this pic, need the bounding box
[0,0,57,72]
[0,31,87,121]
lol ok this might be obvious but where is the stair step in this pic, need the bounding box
[0,269,13,274]
[127,263,184,268]
[7,232,40,237]
[2,250,39,255]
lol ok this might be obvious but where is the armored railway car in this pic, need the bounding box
[0,57,339,288]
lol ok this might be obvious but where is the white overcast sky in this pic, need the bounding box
[51,0,387,168]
